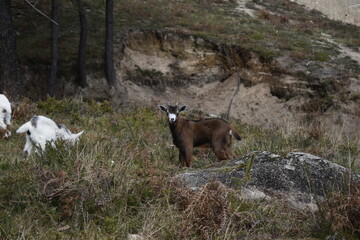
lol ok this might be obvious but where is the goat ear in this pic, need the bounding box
[159,105,167,112]
[179,105,187,112]
[73,131,84,140]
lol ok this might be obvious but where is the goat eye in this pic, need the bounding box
[2,109,6,113]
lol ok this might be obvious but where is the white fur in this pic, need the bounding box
[16,115,84,156]
[168,113,176,123]
[0,94,12,138]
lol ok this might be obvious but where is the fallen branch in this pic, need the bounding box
[24,0,59,25]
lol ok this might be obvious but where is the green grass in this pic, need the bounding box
[0,98,359,239]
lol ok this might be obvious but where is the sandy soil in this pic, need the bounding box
[124,73,297,129]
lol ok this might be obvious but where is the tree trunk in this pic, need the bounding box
[48,0,59,97]
[77,0,87,88]
[0,0,22,98]
[105,0,116,86]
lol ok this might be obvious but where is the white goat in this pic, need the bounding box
[16,115,84,156]
[0,94,12,139]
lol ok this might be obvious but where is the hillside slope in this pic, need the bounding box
[13,0,360,138]
[1,98,359,239]
[4,1,360,238]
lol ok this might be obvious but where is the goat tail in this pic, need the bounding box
[229,128,241,141]
[16,121,32,134]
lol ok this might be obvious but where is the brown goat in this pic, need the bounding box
[159,104,241,167]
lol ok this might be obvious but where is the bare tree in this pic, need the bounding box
[76,0,87,88]
[48,0,59,97]
[0,0,22,98]
[105,0,116,86]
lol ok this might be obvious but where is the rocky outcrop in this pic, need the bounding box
[118,31,360,138]
[117,30,276,90]
[175,151,360,211]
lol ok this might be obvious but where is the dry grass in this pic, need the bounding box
[173,180,230,239]
[319,184,360,238]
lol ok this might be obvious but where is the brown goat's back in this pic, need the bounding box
[190,118,232,146]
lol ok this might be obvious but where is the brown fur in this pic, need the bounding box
[160,105,241,167]
[0,125,10,140]
[0,127,7,136]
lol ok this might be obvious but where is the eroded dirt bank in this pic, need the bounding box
[67,30,360,138]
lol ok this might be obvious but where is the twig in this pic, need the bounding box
[24,0,59,25]
[222,46,241,119]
